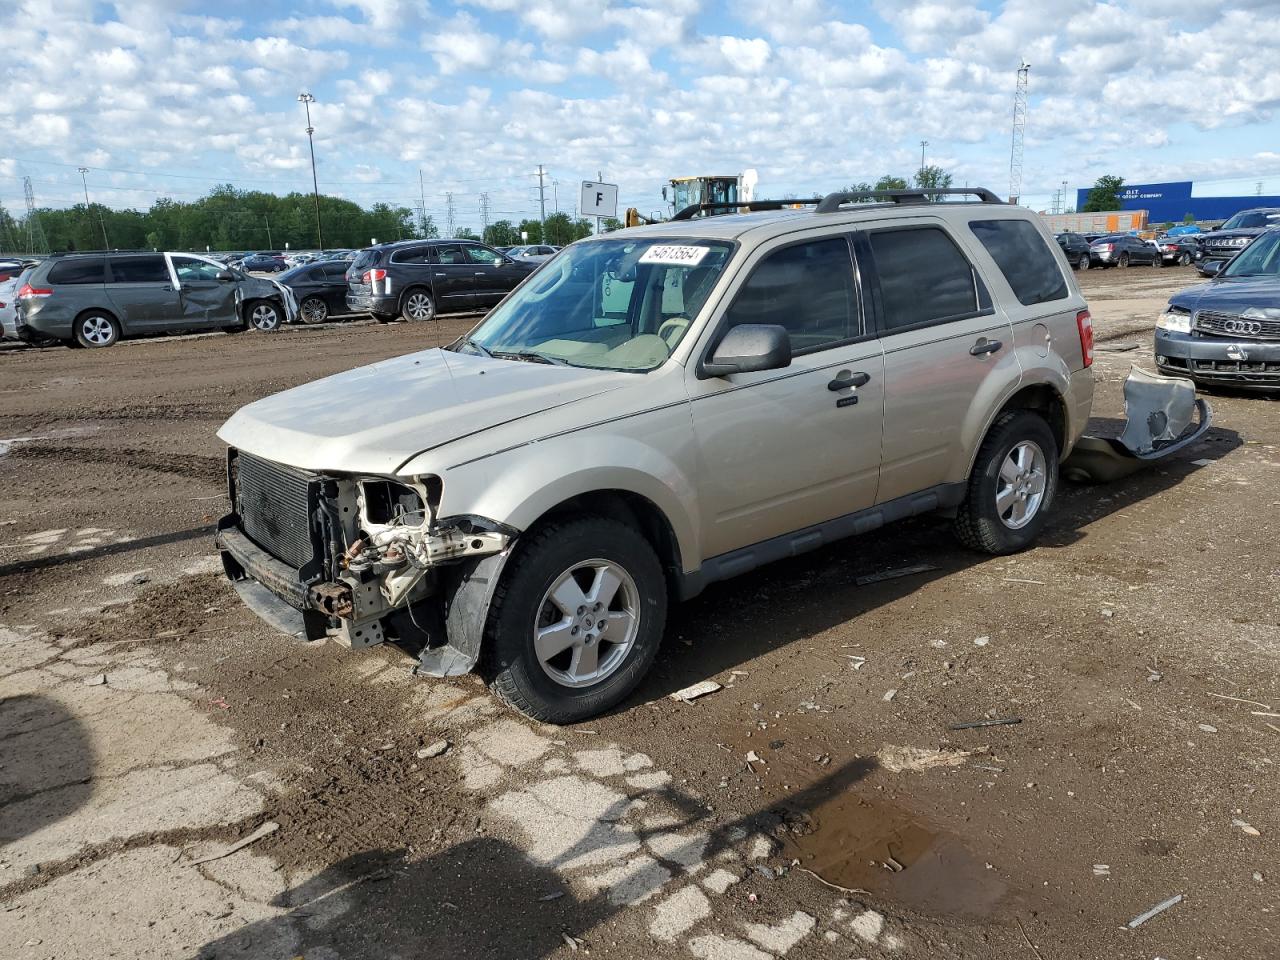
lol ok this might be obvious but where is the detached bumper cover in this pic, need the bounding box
[216,522,310,610]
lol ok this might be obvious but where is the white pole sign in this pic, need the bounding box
[580,181,619,219]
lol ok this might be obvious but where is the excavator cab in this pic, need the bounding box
[665,176,741,214]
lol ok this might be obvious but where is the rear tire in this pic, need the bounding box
[1077,254,1090,271]
[400,288,435,323]
[1117,252,1130,268]
[299,296,328,324]
[486,516,667,724]
[73,311,120,349]
[954,410,1059,555]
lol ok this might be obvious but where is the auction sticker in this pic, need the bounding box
[639,245,711,266]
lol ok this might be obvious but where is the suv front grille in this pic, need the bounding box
[1194,310,1280,341]
[234,452,317,570]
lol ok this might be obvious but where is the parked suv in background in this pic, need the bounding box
[1197,208,1280,268]
[15,251,297,348]
[1055,232,1092,270]
[345,239,538,322]
[1089,234,1160,268]
[218,188,1094,722]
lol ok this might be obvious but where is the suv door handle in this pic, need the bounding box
[827,371,871,391]
[970,338,1002,356]
[474,271,487,276]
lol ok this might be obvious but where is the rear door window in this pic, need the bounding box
[721,237,860,354]
[969,219,1068,306]
[434,244,467,264]
[867,228,982,331]
[47,257,107,284]
[109,256,171,284]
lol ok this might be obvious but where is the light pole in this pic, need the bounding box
[297,92,324,251]
[919,140,928,182]
[78,166,108,247]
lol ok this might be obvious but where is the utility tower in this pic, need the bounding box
[445,192,456,238]
[478,192,490,234]
[536,164,547,240]
[23,177,48,254]
[1008,61,1030,205]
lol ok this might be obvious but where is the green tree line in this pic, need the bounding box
[0,184,418,254]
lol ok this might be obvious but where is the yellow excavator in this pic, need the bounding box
[624,171,758,227]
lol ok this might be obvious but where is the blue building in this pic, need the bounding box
[1074,181,1280,224]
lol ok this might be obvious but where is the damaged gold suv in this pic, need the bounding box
[217,188,1095,723]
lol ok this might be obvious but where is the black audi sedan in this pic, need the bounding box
[1155,228,1280,391]
[278,259,354,324]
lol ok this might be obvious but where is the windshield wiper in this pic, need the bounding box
[492,350,569,366]
[455,337,492,358]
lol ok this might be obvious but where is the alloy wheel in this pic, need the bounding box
[300,297,328,324]
[81,316,115,346]
[995,440,1047,530]
[405,292,433,321]
[251,303,279,330]
[533,560,641,689]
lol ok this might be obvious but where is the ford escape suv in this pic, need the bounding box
[217,188,1095,723]
[16,251,297,348]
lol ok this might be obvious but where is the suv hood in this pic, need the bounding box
[1170,276,1280,313]
[218,348,626,475]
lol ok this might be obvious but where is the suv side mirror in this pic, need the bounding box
[699,324,792,379]
[216,270,235,281]
[1200,260,1223,277]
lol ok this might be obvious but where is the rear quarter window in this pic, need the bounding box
[349,249,381,272]
[46,258,107,284]
[969,219,1069,307]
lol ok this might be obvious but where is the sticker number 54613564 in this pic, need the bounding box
[638,245,711,266]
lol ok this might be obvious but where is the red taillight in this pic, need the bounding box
[19,283,53,299]
[1076,309,1094,368]
[1097,243,1113,252]
[362,269,387,283]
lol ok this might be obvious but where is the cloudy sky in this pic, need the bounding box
[3,0,1280,233]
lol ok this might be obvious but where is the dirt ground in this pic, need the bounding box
[1,263,1276,960]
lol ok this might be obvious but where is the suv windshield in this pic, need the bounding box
[463,237,734,371]
[1221,212,1280,230]
[1222,232,1280,277]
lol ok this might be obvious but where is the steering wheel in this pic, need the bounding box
[657,316,690,347]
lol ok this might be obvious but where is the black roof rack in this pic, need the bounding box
[815,187,1003,213]
[671,199,823,221]
[46,248,159,257]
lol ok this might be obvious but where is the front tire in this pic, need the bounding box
[74,311,120,348]
[1179,252,1191,266]
[400,288,435,323]
[299,296,328,324]
[954,410,1059,555]
[246,300,282,331]
[1077,254,1090,271]
[486,516,667,724]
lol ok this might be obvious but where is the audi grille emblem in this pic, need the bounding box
[1223,319,1263,335]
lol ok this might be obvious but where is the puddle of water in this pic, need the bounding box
[782,787,1007,918]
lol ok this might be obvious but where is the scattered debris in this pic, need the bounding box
[1127,893,1183,929]
[1208,693,1272,710]
[1093,864,1111,877]
[973,635,991,646]
[950,717,1022,730]
[1190,458,1214,467]
[882,689,897,702]
[82,673,107,686]
[537,891,565,902]
[416,739,450,759]
[186,821,279,867]
[1100,609,1115,619]
[1003,577,1046,585]
[1254,872,1265,883]
[1197,724,1218,734]
[877,743,985,773]
[844,655,866,669]
[1232,819,1261,837]
[1250,711,1280,719]
[1015,917,1045,960]
[797,867,867,896]
[561,932,583,951]
[208,697,230,710]
[670,680,722,702]
[1096,342,1140,352]
[855,562,937,586]
[745,750,763,764]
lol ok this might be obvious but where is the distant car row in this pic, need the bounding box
[1055,207,1280,275]
[3,238,551,347]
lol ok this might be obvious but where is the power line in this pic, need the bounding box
[445,192,455,238]
[536,164,547,239]
[479,192,490,233]
[1009,60,1030,205]
[24,177,48,254]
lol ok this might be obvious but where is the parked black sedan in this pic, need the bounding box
[1089,234,1161,268]
[1055,232,1092,270]
[1155,234,1201,267]
[279,259,354,324]
[1155,227,1280,391]
[241,253,288,273]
